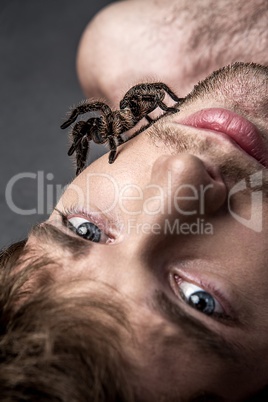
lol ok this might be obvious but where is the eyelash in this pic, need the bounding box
[55,207,113,244]
[170,273,233,322]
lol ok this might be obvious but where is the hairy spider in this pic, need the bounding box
[61,82,183,175]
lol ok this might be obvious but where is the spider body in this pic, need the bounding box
[61,82,183,175]
[120,82,181,120]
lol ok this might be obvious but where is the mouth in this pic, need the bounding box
[175,108,268,168]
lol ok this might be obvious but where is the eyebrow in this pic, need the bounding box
[32,224,244,363]
[31,222,91,257]
[153,290,245,363]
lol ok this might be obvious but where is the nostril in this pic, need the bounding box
[199,157,225,183]
[205,165,218,181]
[206,165,222,183]
[199,160,227,214]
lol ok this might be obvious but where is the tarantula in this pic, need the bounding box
[61,82,183,175]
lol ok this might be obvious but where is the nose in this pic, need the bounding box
[137,154,227,228]
[99,154,227,294]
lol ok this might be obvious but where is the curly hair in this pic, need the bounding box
[0,240,138,402]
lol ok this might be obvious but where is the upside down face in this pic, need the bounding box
[31,63,268,400]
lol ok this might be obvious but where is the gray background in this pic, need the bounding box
[0,0,114,248]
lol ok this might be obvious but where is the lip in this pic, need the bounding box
[176,108,268,168]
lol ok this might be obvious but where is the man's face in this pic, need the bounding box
[35,63,268,400]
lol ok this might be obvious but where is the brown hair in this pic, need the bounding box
[0,240,137,402]
[1,240,268,402]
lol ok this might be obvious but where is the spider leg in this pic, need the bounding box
[61,109,81,130]
[141,99,179,119]
[68,121,90,156]
[75,136,89,176]
[68,137,81,156]
[156,100,180,114]
[66,120,91,175]
[108,136,118,164]
[145,115,154,123]
[61,101,112,129]
[117,134,125,145]
[155,83,183,103]
[90,116,110,144]
[124,110,172,143]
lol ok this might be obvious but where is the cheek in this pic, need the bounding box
[210,221,268,299]
[137,330,247,401]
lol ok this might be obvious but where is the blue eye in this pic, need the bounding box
[55,207,114,244]
[178,282,224,316]
[68,216,102,243]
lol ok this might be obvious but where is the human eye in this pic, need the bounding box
[55,207,112,244]
[68,216,103,242]
[179,281,224,316]
[170,274,229,319]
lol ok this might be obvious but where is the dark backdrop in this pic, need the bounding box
[0,0,114,247]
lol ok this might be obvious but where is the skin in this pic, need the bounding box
[26,1,268,399]
[76,0,268,107]
[29,63,268,400]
